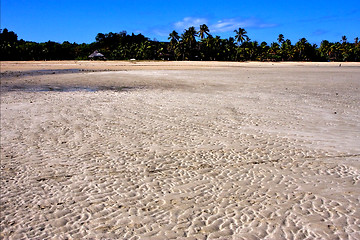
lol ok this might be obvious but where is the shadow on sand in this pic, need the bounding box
[1,85,142,93]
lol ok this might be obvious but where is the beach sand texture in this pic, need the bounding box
[1,61,360,239]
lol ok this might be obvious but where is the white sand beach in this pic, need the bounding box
[1,61,360,239]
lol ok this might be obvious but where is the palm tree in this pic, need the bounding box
[277,34,285,44]
[330,42,342,61]
[223,37,236,61]
[270,42,281,61]
[168,30,180,44]
[319,40,331,61]
[259,41,269,61]
[180,26,198,60]
[234,28,248,45]
[168,30,180,60]
[341,35,347,44]
[247,41,259,60]
[182,26,198,44]
[295,38,317,61]
[281,39,293,60]
[296,38,309,60]
[354,38,360,61]
[198,24,210,39]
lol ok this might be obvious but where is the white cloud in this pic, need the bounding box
[210,18,277,33]
[148,17,277,40]
[171,17,276,33]
[173,17,208,30]
[150,28,170,37]
[211,19,240,32]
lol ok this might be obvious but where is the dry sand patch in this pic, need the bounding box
[1,61,360,239]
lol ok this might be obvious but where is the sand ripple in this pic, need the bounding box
[1,65,360,239]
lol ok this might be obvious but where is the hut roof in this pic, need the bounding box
[89,50,105,58]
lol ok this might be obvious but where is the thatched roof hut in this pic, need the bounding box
[89,50,106,60]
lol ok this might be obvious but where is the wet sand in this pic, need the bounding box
[1,61,360,239]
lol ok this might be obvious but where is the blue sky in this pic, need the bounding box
[1,0,359,45]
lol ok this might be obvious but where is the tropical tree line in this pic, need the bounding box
[1,27,359,61]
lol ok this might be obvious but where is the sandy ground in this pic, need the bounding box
[1,61,360,239]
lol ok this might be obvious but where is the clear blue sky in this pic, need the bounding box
[1,0,359,45]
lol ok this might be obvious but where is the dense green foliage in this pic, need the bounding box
[1,27,359,61]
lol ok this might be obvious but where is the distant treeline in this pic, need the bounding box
[1,26,359,61]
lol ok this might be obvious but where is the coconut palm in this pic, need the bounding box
[167,30,180,60]
[180,26,198,60]
[319,40,331,61]
[182,26,198,44]
[259,41,269,61]
[168,30,180,44]
[246,41,259,60]
[277,34,285,44]
[330,42,343,61]
[234,28,248,45]
[280,39,293,60]
[341,35,347,44]
[294,38,318,61]
[295,38,308,60]
[198,24,210,39]
[266,42,279,61]
[223,37,236,61]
